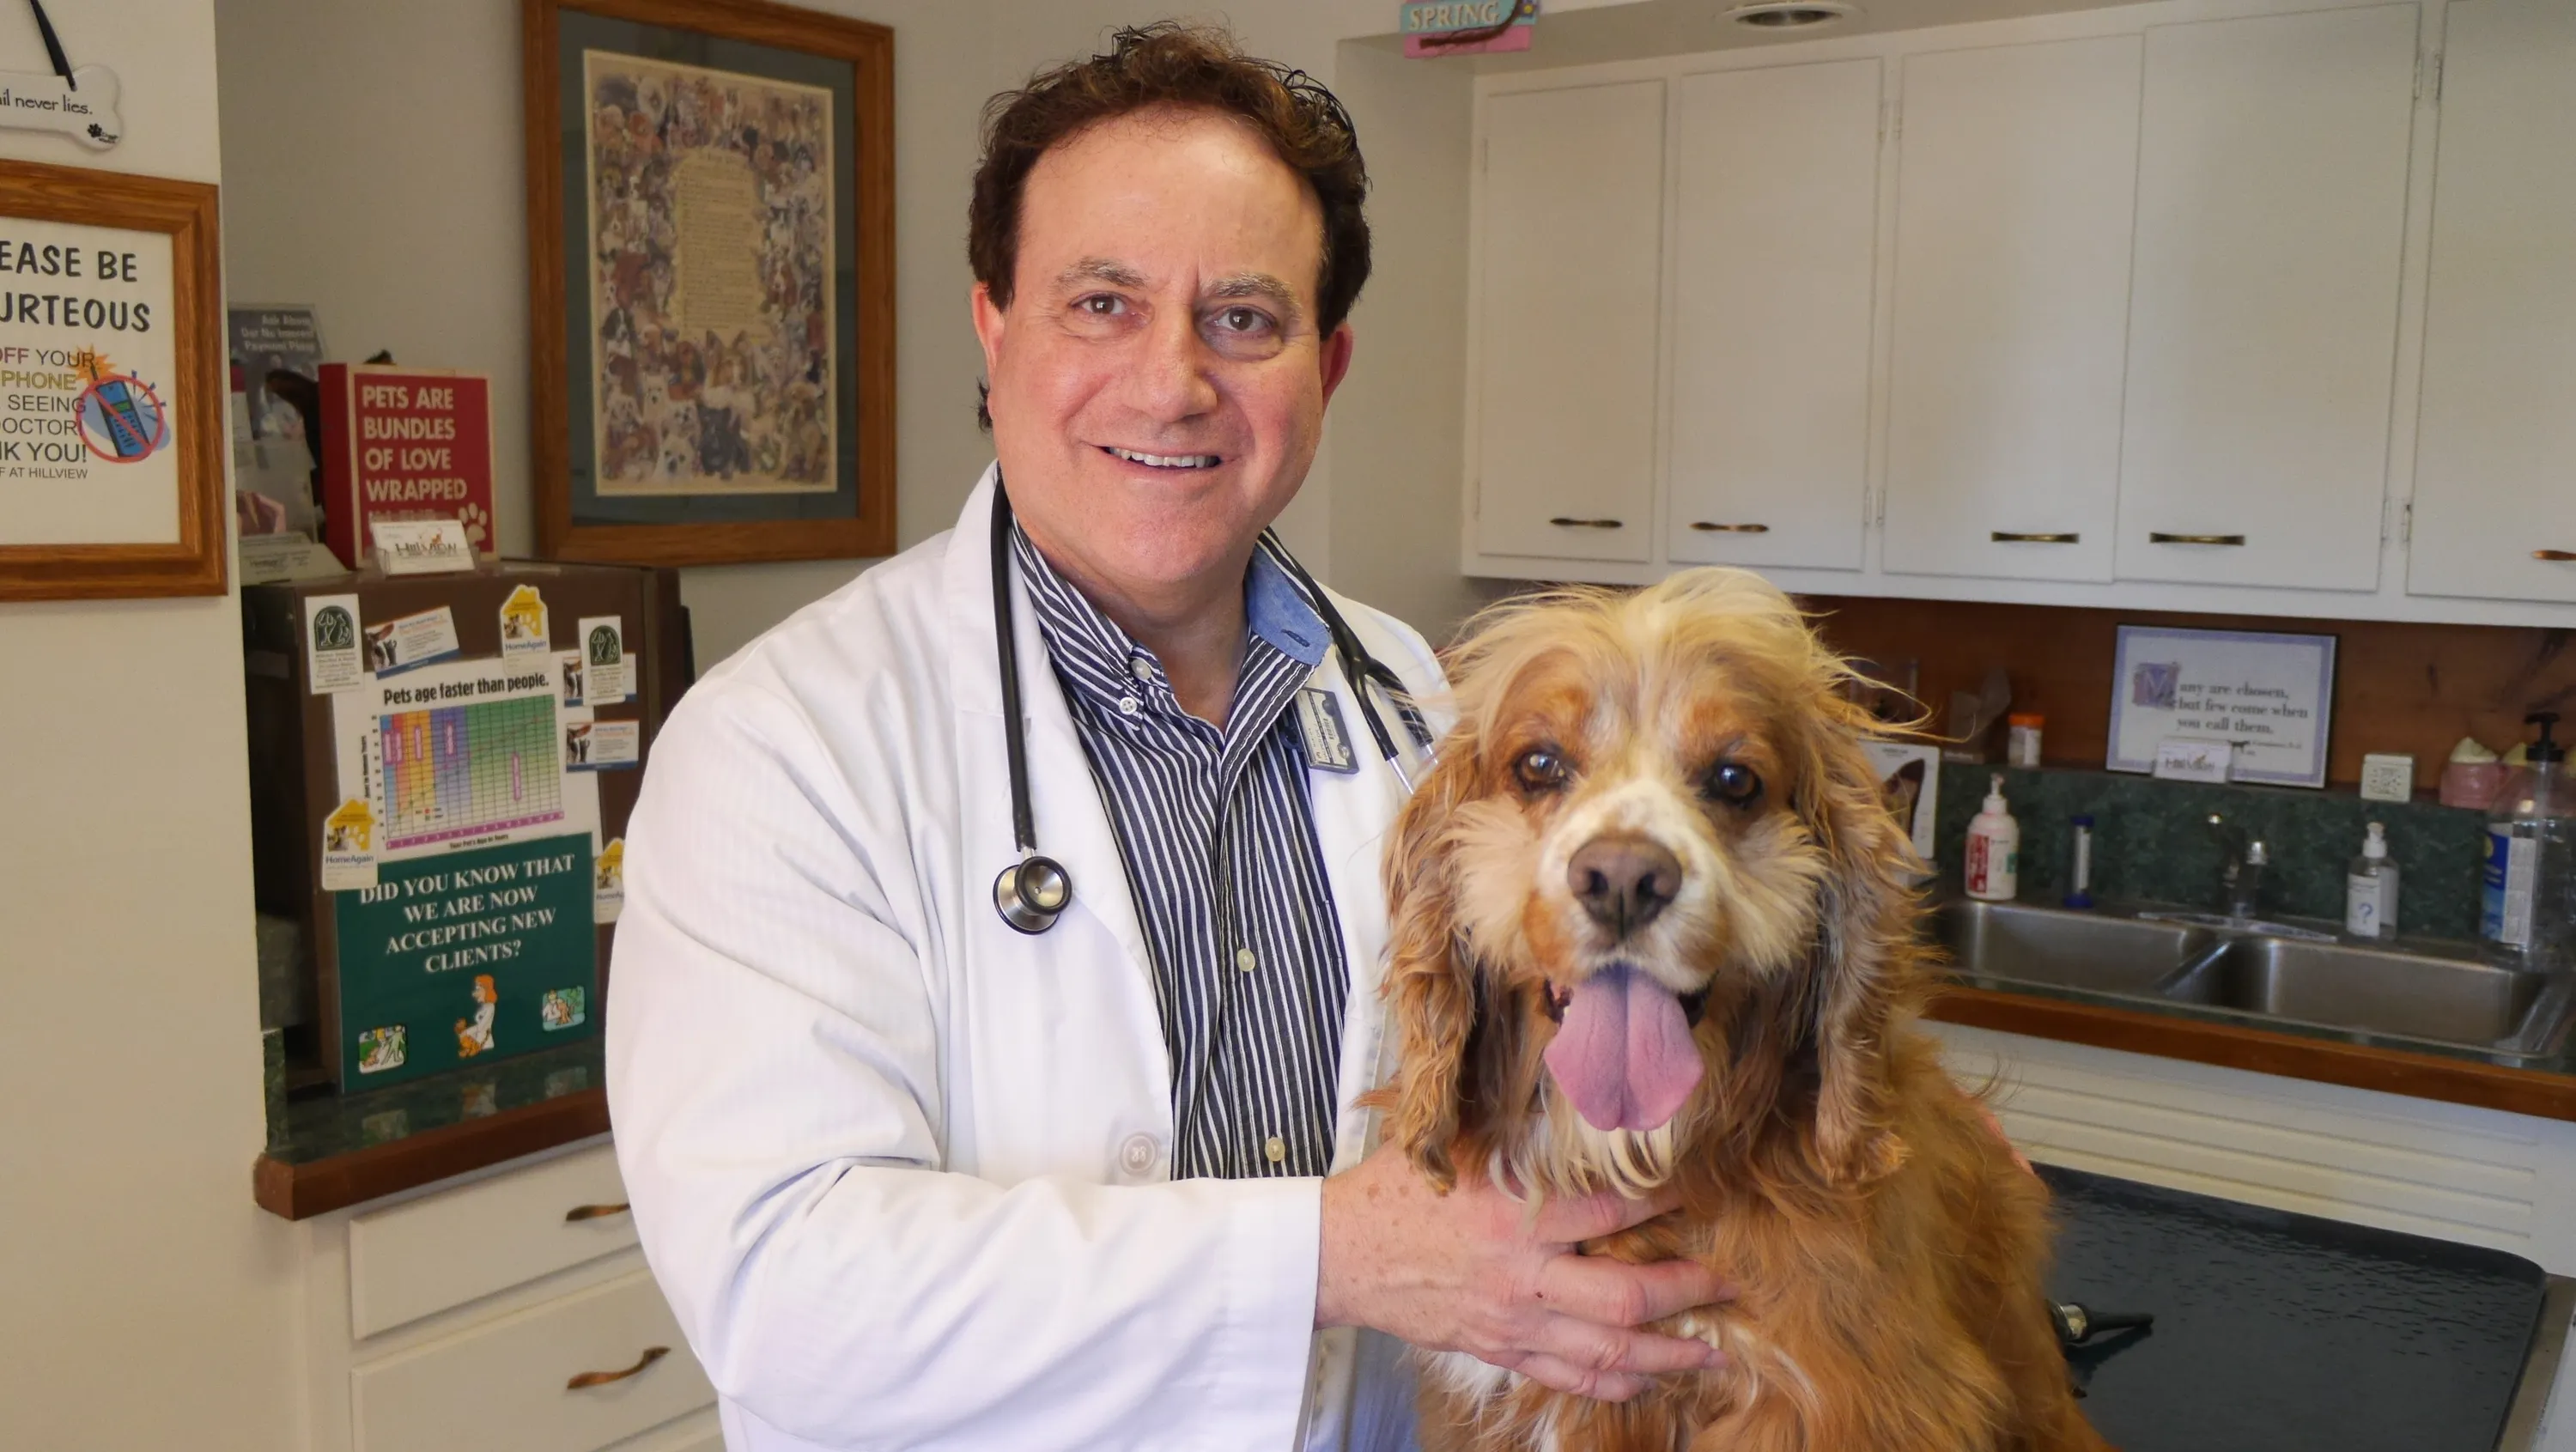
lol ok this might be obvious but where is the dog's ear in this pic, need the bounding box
[1379,729,1483,1194]
[1793,698,1924,1187]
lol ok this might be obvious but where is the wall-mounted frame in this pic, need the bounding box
[0,160,223,600]
[523,0,895,567]
[2107,623,2337,789]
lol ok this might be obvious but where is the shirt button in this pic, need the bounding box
[1128,656,1154,681]
[1117,1133,1159,1176]
[1264,1135,1286,1165]
[1117,696,1141,716]
[1235,946,1258,974]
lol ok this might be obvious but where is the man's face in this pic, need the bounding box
[972,105,1353,602]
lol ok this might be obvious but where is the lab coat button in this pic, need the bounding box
[1117,1133,1159,1176]
[1264,1134,1286,1164]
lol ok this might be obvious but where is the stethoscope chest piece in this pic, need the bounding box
[994,854,1072,935]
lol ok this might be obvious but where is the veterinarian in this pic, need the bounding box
[608,24,1730,1450]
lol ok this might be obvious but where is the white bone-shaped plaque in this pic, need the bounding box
[0,66,120,149]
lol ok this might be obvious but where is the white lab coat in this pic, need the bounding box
[609,470,1444,1452]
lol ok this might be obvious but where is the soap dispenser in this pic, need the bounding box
[2345,823,2398,940]
[2482,712,2574,969]
[1965,773,2020,902]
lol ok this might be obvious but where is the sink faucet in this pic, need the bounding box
[2206,813,2268,921]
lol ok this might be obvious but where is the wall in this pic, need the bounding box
[213,0,1492,666]
[0,3,303,1448]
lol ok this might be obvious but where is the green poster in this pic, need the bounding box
[333,833,596,1089]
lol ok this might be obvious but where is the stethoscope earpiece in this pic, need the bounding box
[993,854,1072,935]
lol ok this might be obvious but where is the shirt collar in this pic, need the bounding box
[1010,525,1332,687]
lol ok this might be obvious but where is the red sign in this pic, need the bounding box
[319,364,496,566]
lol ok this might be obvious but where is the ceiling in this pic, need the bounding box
[1352,0,2151,71]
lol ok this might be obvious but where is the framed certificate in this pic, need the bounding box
[0,161,224,600]
[523,0,895,567]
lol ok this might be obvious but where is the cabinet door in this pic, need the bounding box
[1881,37,2142,583]
[2409,0,2576,604]
[2113,5,2419,591]
[1664,60,1880,572]
[1473,81,1664,564]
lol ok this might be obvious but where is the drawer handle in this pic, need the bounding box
[2148,532,2246,546]
[2537,550,2576,562]
[1991,531,2079,544]
[1548,516,1624,529]
[564,1202,630,1223]
[568,1346,670,1390]
[1689,521,1769,533]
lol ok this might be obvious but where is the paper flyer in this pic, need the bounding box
[577,616,629,703]
[329,654,601,866]
[320,798,378,890]
[364,605,461,676]
[565,719,640,770]
[555,648,586,709]
[304,592,365,694]
[593,836,625,924]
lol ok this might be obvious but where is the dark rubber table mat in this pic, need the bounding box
[2042,1164,2551,1452]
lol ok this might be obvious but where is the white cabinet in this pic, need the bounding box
[1881,36,2142,584]
[2408,0,2576,605]
[1663,59,1881,573]
[1472,80,1664,564]
[2113,4,2420,592]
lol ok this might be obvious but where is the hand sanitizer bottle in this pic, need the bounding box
[1965,773,2020,902]
[2345,822,2398,940]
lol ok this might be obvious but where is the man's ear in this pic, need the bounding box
[1318,323,1354,406]
[970,283,1009,377]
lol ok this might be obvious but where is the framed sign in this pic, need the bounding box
[2107,624,2337,788]
[523,0,895,567]
[0,161,223,600]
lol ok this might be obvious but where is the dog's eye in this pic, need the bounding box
[1704,761,1763,805]
[1512,747,1570,794]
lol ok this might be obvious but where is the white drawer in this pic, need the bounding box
[352,1268,714,1452]
[349,1144,636,1339]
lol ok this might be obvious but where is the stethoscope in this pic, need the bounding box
[989,478,1431,935]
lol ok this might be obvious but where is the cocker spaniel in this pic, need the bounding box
[1383,569,2108,1452]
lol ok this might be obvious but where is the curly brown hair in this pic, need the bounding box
[969,21,1372,347]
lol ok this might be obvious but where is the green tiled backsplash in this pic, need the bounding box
[1929,763,2492,941]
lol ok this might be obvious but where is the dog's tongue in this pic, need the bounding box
[1543,963,1704,1133]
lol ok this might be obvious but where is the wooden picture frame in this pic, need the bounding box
[523,0,896,567]
[0,161,224,601]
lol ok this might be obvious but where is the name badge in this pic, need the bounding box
[1295,687,1358,774]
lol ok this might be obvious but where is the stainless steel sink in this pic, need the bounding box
[1928,897,2576,1064]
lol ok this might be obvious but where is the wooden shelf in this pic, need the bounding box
[1925,984,2576,1123]
[252,1088,609,1221]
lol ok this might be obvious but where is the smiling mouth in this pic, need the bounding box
[1103,445,1221,470]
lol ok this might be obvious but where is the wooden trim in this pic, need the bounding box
[1925,984,2576,1123]
[524,0,897,568]
[0,162,225,601]
[253,1088,611,1221]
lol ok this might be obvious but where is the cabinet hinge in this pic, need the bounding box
[2417,49,2442,105]
[2401,499,2413,546]
[1882,94,1900,145]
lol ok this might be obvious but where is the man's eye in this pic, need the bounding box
[1513,748,1570,793]
[1076,295,1127,317]
[1703,761,1762,806]
[1212,306,1273,334]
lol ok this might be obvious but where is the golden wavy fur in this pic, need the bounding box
[1383,569,2110,1452]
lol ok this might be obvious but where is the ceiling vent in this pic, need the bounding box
[1724,1,1860,27]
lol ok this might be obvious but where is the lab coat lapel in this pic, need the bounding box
[1301,650,1417,1175]
[944,472,1157,996]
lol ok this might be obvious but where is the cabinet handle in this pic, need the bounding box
[2536,550,2576,562]
[1990,532,2080,544]
[1689,521,1770,533]
[2148,532,2246,546]
[568,1346,669,1390]
[1548,516,1624,529]
[564,1202,630,1223]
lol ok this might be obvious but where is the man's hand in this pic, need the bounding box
[1314,1142,1732,1400]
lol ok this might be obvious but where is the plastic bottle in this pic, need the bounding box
[1965,773,2020,902]
[2344,822,2399,940]
[2064,814,2095,909]
[2481,713,2574,970]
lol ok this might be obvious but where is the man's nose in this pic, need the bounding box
[1567,833,1684,939]
[1120,309,1221,422]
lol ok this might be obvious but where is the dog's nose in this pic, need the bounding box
[1566,834,1684,939]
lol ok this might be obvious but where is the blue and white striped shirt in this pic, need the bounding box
[1012,526,1349,1182]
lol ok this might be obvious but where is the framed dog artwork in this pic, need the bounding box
[522,0,895,567]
